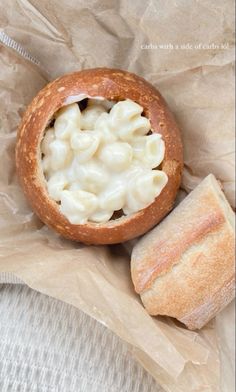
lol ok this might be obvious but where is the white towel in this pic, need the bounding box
[0,276,161,392]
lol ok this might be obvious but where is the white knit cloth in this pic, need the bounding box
[0,279,161,392]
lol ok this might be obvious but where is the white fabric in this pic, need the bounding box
[0,273,23,284]
[0,279,161,392]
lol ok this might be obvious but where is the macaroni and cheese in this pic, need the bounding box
[41,98,168,224]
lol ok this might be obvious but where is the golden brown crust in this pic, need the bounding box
[131,174,235,329]
[15,68,183,245]
[132,199,225,294]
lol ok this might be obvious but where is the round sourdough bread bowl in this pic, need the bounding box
[15,68,183,245]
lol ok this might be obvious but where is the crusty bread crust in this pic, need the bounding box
[131,174,235,329]
[15,68,183,245]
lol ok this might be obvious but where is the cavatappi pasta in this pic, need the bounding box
[41,98,168,224]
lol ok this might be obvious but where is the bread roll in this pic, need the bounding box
[15,68,183,245]
[131,174,235,329]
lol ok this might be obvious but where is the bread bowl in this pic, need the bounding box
[15,68,183,244]
[131,174,235,330]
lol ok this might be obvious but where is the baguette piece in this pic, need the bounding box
[131,174,235,330]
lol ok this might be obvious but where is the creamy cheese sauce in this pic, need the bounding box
[41,98,168,224]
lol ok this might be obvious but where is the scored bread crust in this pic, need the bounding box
[15,68,183,245]
[131,174,235,329]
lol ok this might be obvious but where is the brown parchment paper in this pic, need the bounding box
[0,1,235,391]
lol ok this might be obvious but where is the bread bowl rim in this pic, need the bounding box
[15,67,183,244]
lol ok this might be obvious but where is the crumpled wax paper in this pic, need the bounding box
[0,1,235,391]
